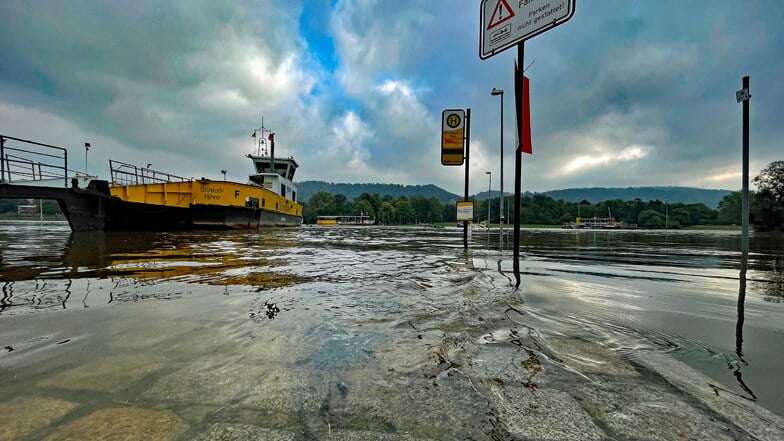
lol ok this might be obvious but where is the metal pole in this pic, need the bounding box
[492,88,505,237]
[500,92,504,237]
[1,136,5,183]
[741,76,750,255]
[486,171,491,223]
[513,42,524,287]
[463,108,471,248]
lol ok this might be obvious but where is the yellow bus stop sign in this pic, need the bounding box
[441,109,465,166]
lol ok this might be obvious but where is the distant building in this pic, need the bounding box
[17,205,38,215]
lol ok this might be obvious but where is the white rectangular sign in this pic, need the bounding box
[480,0,575,59]
[456,201,474,221]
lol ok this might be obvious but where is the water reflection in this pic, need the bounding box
[733,250,756,400]
[0,226,303,314]
[2,222,784,428]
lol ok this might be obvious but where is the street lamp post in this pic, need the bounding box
[485,171,492,225]
[491,88,504,236]
[84,142,90,174]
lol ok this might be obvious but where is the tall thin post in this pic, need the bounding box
[486,171,492,223]
[84,142,91,176]
[463,108,471,248]
[741,76,750,255]
[513,42,524,287]
[1,136,5,183]
[499,92,504,237]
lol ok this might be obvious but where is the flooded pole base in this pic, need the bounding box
[513,42,524,287]
[464,109,471,249]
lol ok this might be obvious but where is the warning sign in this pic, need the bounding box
[487,0,515,29]
[441,109,465,166]
[480,0,575,59]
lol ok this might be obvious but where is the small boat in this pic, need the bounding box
[106,125,303,229]
[316,215,375,226]
[562,208,636,229]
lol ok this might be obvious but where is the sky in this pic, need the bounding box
[0,1,781,197]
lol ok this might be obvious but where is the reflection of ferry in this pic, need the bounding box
[107,125,303,229]
[316,215,375,226]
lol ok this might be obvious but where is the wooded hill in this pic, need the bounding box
[296,181,732,208]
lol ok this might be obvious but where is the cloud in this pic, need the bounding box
[0,0,782,196]
[563,144,650,174]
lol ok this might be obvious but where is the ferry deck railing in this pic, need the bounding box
[109,159,190,186]
[0,135,69,187]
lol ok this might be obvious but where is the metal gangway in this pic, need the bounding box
[0,134,117,231]
[109,160,189,186]
[0,135,73,187]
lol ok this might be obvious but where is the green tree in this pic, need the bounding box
[687,203,716,225]
[378,202,396,225]
[304,191,336,223]
[394,200,416,224]
[352,199,374,218]
[670,206,690,226]
[443,202,457,222]
[356,192,382,216]
[334,194,349,215]
[427,197,443,223]
[751,161,784,232]
[718,191,742,225]
[751,192,784,232]
[753,161,784,203]
[638,210,665,229]
[410,196,429,224]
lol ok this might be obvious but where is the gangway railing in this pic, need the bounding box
[109,160,190,186]
[1,135,69,187]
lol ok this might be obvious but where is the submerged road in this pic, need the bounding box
[1,223,783,440]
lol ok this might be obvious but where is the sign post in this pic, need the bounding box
[479,0,575,288]
[736,76,751,256]
[441,108,471,248]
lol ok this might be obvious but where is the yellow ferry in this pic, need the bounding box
[106,127,303,229]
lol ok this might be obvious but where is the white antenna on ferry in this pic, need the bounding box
[251,116,271,156]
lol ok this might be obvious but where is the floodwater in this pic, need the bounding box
[1,221,784,440]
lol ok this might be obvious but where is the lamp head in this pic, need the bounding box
[491,88,504,95]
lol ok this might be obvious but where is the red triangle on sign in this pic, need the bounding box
[488,0,515,30]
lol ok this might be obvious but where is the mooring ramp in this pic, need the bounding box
[1,134,114,232]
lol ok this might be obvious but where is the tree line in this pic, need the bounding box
[302,190,726,228]
[302,160,783,231]
[2,162,780,231]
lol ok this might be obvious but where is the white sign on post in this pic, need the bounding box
[480,0,575,59]
[456,201,474,222]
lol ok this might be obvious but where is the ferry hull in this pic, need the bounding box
[102,199,301,231]
[189,204,302,229]
[106,179,303,230]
